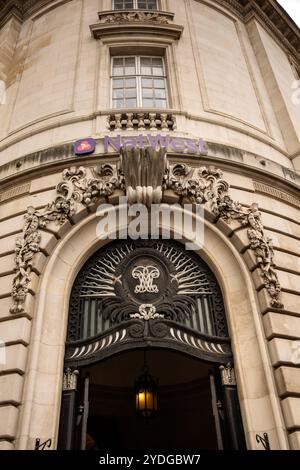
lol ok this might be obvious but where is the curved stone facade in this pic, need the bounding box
[0,0,299,450]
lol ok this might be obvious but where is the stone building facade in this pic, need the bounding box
[0,0,300,451]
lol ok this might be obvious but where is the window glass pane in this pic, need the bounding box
[154,88,166,99]
[125,98,137,107]
[114,0,134,10]
[113,79,123,89]
[141,66,152,75]
[140,57,151,66]
[155,99,167,108]
[142,78,153,87]
[140,58,152,75]
[113,89,124,99]
[113,58,124,67]
[152,58,163,67]
[124,66,136,75]
[149,0,158,9]
[152,66,164,76]
[137,0,157,9]
[125,78,136,87]
[113,66,124,76]
[124,58,136,75]
[125,89,137,98]
[154,78,165,88]
[125,57,135,67]
[143,98,155,107]
[113,99,125,108]
[142,88,154,98]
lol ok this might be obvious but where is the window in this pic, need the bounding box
[113,0,158,10]
[112,56,168,108]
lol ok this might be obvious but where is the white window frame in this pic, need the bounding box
[111,55,169,109]
[112,0,159,11]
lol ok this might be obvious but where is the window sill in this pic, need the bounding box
[90,10,183,41]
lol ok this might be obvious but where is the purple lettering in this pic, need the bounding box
[104,135,121,152]
[170,138,186,151]
[185,139,198,153]
[199,138,208,155]
[137,134,146,148]
[123,137,138,149]
[146,134,170,149]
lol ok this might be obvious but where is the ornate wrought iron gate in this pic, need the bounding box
[58,240,245,450]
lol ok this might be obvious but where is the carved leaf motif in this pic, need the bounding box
[11,158,284,315]
[164,164,283,309]
[102,11,170,25]
[10,164,125,314]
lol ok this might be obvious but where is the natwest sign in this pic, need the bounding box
[104,134,208,155]
[74,138,96,155]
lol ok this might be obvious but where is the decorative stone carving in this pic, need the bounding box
[10,165,125,314]
[163,163,229,209]
[163,163,283,309]
[101,11,171,25]
[63,368,79,391]
[219,363,236,386]
[91,10,183,41]
[130,304,164,321]
[121,146,166,206]
[217,198,283,308]
[108,113,176,131]
[11,158,284,315]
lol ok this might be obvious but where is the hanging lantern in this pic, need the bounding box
[135,361,158,419]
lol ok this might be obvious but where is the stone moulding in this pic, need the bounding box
[90,10,183,40]
[10,153,283,314]
[98,10,174,25]
[0,2,299,62]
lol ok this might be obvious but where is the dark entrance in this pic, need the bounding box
[85,351,221,451]
[58,240,246,450]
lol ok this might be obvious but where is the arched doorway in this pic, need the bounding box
[58,239,245,450]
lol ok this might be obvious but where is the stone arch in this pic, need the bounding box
[15,205,288,450]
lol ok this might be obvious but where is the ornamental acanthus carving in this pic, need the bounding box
[10,164,125,314]
[163,163,283,309]
[10,154,283,314]
[101,11,170,25]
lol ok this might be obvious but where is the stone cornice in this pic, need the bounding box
[0,1,299,61]
[90,10,183,41]
[1,0,298,62]
[0,140,299,195]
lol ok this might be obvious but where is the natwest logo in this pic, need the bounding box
[74,138,96,155]
[104,134,208,155]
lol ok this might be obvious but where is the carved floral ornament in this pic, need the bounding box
[10,150,283,314]
[100,11,171,25]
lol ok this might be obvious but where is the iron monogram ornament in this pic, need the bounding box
[67,240,227,343]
